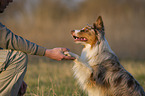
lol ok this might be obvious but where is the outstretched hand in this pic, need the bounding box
[44,48,75,61]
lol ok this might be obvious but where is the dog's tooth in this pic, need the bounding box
[77,37,80,40]
[84,38,87,40]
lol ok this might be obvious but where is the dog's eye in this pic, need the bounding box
[80,30,85,32]
[85,29,89,32]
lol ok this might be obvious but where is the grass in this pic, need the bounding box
[24,60,145,96]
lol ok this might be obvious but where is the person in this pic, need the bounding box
[0,0,75,96]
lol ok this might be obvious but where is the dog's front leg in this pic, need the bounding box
[64,51,79,59]
[64,52,93,73]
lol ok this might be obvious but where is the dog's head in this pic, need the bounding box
[71,16,105,47]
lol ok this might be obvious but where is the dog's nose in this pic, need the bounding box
[71,30,75,34]
[71,30,75,32]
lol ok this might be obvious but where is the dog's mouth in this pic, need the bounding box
[73,35,88,41]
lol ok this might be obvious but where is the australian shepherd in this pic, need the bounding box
[65,16,145,96]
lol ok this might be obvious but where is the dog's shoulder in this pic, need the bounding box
[91,57,121,86]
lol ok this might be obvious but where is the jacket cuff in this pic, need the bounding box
[36,46,47,56]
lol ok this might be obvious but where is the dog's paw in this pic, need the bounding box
[64,51,71,56]
[64,51,79,59]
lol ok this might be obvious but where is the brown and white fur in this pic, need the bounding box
[65,16,145,96]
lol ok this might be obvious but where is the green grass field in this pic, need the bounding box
[24,60,145,96]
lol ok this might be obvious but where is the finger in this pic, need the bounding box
[63,56,75,60]
[61,48,70,52]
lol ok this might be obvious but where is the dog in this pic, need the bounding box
[64,16,145,96]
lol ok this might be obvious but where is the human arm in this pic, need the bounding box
[0,23,75,60]
[0,23,46,56]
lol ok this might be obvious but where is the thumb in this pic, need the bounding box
[61,48,70,52]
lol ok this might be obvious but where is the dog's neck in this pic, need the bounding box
[80,38,115,66]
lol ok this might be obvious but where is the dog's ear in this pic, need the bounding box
[93,16,104,31]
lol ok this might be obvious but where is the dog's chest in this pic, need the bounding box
[81,45,95,58]
[72,46,107,96]
[72,59,91,89]
[72,48,97,91]
[80,46,98,66]
[73,46,96,84]
[73,59,105,96]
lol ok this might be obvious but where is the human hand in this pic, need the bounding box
[44,48,75,61]
[18,81,27,96]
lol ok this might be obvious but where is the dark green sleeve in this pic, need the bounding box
[0,23,46,56]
